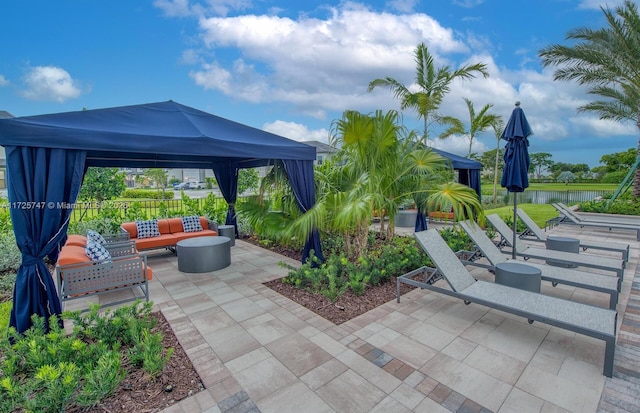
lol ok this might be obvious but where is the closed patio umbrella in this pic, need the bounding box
[500,102,533,258]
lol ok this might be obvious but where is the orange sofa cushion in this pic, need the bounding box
[65,234,88,247]
[173,229,218,242]
[121,222,138,238]
[167,218,184,233]
[134,234,178,250]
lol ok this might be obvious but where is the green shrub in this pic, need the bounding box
[601,171,627,184]
[580,198,640,215]
[0,302,172,412]
[280,233,438,300]
[122,189,174,199]
[0,300,11,333]
[0,232,21,274]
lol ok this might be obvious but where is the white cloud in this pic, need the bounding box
[578,0,624,10]
[21,66,82,102]
[431,134,490,157]
[0,75,8,87]
[171,1,635,162]
[189,4,468,119]
[262,120,330,143]
[154,0,251,17]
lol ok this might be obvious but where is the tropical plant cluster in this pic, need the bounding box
[0,302,172,413]
[279,227,474,302]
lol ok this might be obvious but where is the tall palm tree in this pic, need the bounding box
[539,0,640,196]
[491,119,505,204]
[368,43,489,146]
[439,98,501,157]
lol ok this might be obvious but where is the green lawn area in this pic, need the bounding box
[484,203,558,228]
[481,182,617,192]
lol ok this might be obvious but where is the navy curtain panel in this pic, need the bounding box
[212,162,239,237]
[458,169,481,200]
[414,207,428,232]
[282,160,324,263]
[6,146,86,334]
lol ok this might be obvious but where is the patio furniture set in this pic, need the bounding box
[55,216,234,311]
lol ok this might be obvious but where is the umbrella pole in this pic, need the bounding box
[512,193,517,259]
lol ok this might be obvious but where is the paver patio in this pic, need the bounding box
[64,222,640,413]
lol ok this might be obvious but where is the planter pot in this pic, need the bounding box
[395,209,418,228]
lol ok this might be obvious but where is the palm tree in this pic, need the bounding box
[439,98,501,157]
[368,43,489,146]
[491,119,505,204]
[240,110,484,260]
[539,0,640,196]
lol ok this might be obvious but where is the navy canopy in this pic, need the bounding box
[430,147,482,198]
[0,100,322,333]
[411,147,481,232]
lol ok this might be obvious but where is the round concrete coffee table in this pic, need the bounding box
[177,236,231,273]
[545,235,580,268]
[494,261,541,293]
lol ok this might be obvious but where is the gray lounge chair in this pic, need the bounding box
[553,203,640,241]
[516,208,629,262]
[486,214,625,279]
[458,220,620,309]
[557,203,640,225]
[396,229,617,377]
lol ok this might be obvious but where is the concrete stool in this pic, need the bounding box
[545,236,580,268]
[494,261,541,293]
[217,225,235,246]
[177,236,231,273]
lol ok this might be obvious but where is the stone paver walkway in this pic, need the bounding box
[67,222,640,413]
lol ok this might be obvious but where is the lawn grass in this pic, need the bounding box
[484,203,557,228]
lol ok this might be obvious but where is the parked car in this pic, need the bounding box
[192,181,206,189]
[174,182,191,190]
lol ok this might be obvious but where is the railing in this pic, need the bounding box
[0,198,229,222]
[496,189,610,205]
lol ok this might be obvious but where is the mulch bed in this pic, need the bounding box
[68,311,204,413]
[264,278,416,324]
[240,235,417,324]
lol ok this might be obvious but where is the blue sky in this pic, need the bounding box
[0,0,634,168]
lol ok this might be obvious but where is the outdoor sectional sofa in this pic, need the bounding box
[120,216,218,252]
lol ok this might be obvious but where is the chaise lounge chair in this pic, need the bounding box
[486,214,625,279]
[516,208,629,262]
[552,203,640,241]
[396,229,617,377]
[458,220,620,309]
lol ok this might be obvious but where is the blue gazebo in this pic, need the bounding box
[0,100,323,333]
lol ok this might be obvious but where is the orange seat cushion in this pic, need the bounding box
[57,245,91,266]
[134,234,178,250]
[173,230,218,242]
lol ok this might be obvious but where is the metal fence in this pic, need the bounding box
[496,189,610,205]
[65,198,222,222]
